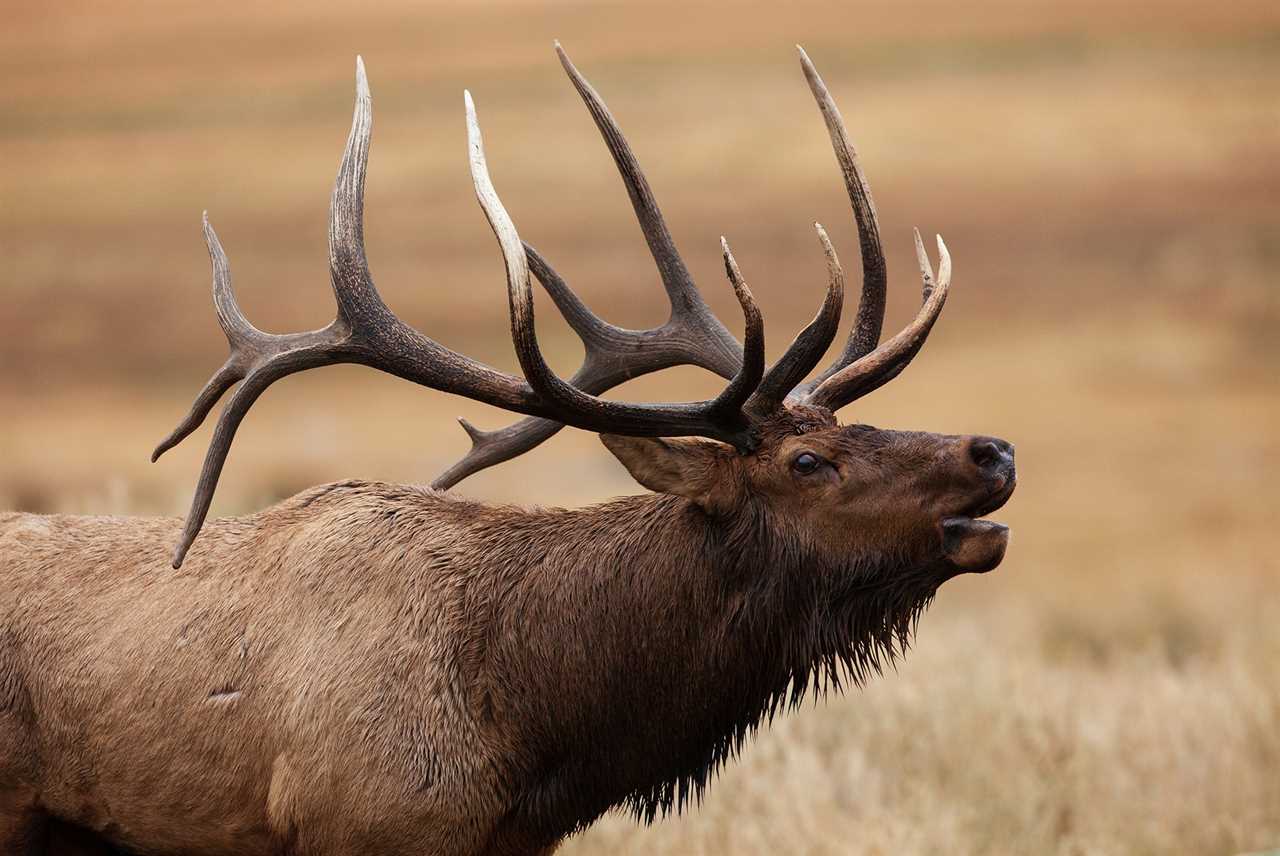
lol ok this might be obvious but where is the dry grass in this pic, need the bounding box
[2,1,1279,853]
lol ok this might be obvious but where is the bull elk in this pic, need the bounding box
[1,44,1016,856]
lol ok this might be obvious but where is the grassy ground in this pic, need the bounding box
[2,2,1278,853]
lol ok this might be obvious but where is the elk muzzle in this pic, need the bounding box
[940,436,1016,574]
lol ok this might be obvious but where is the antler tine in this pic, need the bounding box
[554,42,742,368]
[745,223,845,412]
[328,55,388,328]
[804,230,950,411]
[524,244,626,358]
[151,215,263,462]
[714,239,767,416]
[791,46,887,399]
[206,214,261,345]
[466,91,762,448]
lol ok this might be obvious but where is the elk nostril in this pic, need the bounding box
[969,438,1011,473]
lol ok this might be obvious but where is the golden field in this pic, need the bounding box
[1,2,1278,853]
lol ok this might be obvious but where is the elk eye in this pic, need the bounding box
[792,452,823,475]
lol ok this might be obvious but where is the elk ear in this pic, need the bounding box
[600,435,728,510]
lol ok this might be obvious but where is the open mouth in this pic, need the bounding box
[939,477,1016,575]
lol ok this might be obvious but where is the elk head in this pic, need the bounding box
[604,421,1014,583]
[153,43,1015,587]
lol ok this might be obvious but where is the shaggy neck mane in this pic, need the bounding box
[476,491,943,835]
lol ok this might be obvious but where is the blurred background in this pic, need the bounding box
[2,1,1278,852]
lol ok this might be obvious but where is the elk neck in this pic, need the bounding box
[453,488,940,831]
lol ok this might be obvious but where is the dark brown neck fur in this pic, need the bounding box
[425,488,942,838]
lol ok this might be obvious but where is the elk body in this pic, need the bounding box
[0,46,1016,856]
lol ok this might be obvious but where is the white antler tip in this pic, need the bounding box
[355,56,369,99]
[935,234,952,284]
[912,227,935,282]
[464,92,484,169]
[796,45,817,75]
[463,91,481,139]
[201,212,218,245]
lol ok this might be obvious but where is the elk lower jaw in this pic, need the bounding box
[939,517,1009,574]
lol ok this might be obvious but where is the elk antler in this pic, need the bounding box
[157,47,950,565]
[155,55,846,567]
[435,43,752,489]
[433,44,949,485]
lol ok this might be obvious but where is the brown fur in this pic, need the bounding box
[0,409,1014,855]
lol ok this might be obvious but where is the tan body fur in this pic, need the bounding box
[3,483,578,855]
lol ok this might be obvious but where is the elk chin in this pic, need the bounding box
[939,517,1009,575]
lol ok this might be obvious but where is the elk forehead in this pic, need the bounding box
[750,404,839,451]
[745,407,921,465]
